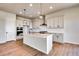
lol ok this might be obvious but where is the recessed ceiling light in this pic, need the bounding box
[49,6,53,9]
[19,11,22,14]
[29,3,33,7]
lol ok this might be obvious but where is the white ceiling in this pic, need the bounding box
[0,3,78,19]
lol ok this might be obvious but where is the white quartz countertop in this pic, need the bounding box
[47,29,64,33]
[25,33,52,38]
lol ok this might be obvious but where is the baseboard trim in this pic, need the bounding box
[6,39,16,41]
[64,41,79,45]
[0,41,6,44]
[0,39,16,44]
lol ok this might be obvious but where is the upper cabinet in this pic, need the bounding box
[46,15,64,29]
[46,10,64,29]
[16,19,23,27]
[16,17,32,28]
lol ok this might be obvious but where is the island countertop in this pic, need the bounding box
[24,33,52,38]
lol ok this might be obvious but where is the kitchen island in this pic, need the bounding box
[23,33,53,54]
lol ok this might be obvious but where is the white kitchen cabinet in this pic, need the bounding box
[0,11,16,43]
[58,15,64,28]
[24,33,53,54]
[46,15,64,29]
[16,17,32,28]
[53,33,64,43]
[0,18,6,43]
[5,15,16,41]
[16,19,23,27]
[46,15,64,43]
[47,29,64,43]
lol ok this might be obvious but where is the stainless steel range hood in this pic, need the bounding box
[40,15,47,26]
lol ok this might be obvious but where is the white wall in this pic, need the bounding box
[46,6,79,44]
[0,10,16,43]
[32,18,43,28]
[64,7,79,44]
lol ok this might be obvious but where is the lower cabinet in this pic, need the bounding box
[53,33,64,43]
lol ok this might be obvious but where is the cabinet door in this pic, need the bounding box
[54,17,58,28]
[17,19,23,27]
[53,33,63,43]
[5,17,16,41]
[47,18,54,28]
[58,15,64,28]
[47,15,64,29]
[0,19,6,43]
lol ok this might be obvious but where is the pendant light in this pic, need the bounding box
[39,3,43,19]
[39,3,47,26]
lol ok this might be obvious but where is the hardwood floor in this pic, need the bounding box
[0,39,79,56]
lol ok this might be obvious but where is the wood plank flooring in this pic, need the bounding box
[0,39,79,56]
